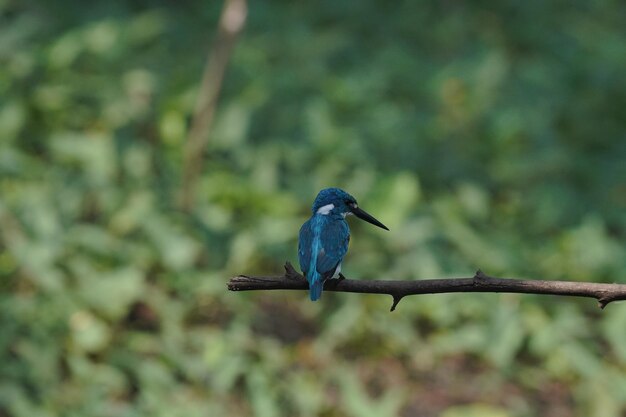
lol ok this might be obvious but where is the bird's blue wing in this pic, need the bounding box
[298,219,313,275]
[299,218,325,301]
[299,217,349,301]
[316,219,350,278]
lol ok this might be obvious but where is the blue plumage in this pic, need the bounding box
[298,188,388,301]
[298,215,349,301]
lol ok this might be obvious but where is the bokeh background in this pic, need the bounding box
[1,1,626,416]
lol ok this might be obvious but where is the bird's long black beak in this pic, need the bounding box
[351,206,389,231]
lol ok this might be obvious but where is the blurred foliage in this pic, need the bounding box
[1,0,626,416]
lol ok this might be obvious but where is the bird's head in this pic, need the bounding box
[312,187,389,231]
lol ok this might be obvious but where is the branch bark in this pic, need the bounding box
[228,262,626,311]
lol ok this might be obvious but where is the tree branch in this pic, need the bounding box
[228,262,626,311]
[180,0,247,211]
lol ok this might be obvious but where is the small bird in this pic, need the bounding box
[298,188,389,301]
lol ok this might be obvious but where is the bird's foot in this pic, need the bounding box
[329,272,346,288]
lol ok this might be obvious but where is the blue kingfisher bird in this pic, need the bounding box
[298,188,389,301]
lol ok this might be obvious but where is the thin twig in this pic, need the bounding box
[180,0,247,211]
[228,262,626,311]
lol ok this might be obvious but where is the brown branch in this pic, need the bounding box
[180,0,248,211]
[228,262,626,311]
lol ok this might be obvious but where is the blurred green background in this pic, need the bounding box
[1,0,626,416]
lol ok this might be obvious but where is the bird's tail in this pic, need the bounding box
[307,272,323,301]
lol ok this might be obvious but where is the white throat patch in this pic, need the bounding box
[316,203,335,215]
